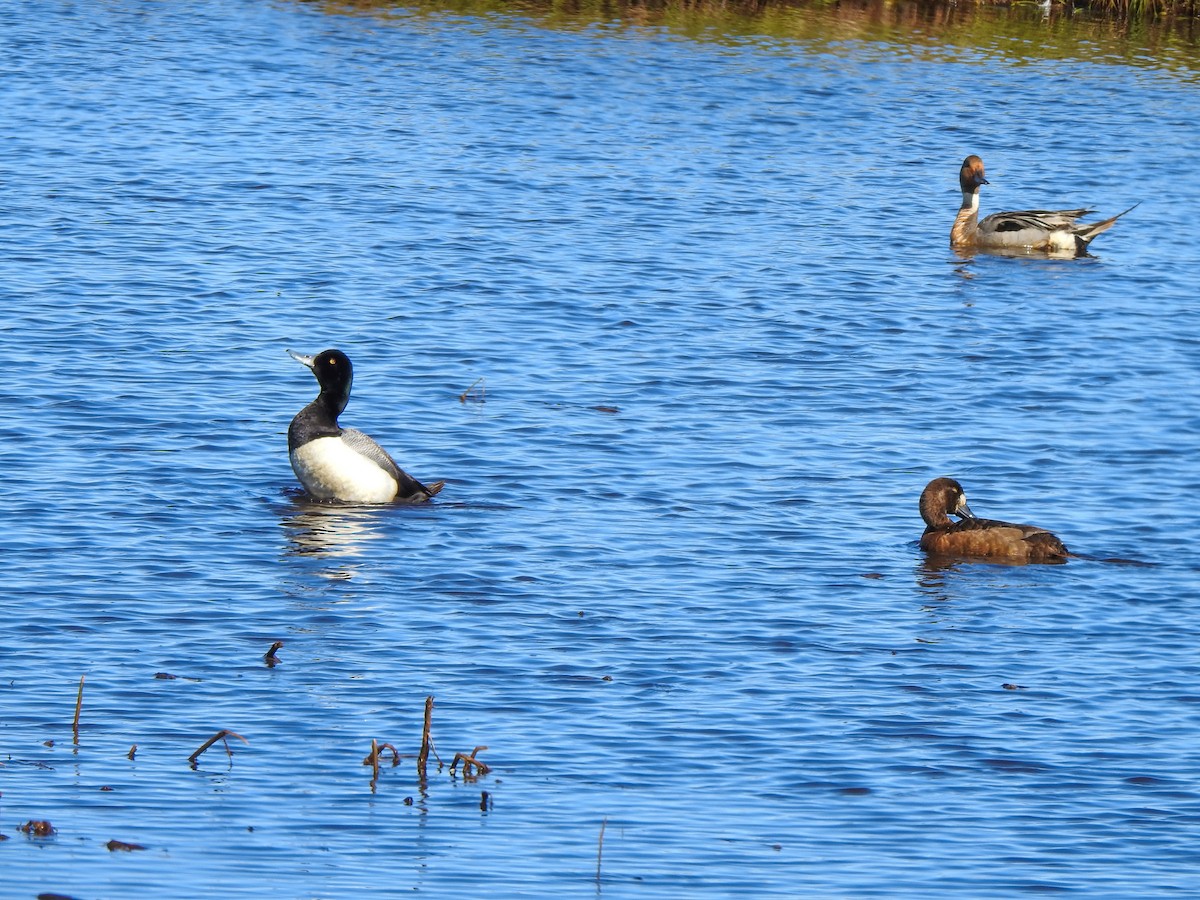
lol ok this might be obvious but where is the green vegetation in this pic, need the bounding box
[306,0,1200,76]
[317,0,1199,23]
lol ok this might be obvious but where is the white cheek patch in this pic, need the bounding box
[291,437,397,503]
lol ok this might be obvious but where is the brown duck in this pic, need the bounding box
[919,477,1069,563]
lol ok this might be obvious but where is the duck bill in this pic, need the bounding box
[955,501,977,520]
[287,349,316,369]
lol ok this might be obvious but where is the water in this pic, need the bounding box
[3,0,1200,896]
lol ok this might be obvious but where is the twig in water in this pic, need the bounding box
[264,641,283,667]
[367,738,380,792]
[188,729,248,767]
[450,745,490,778]
[362,740,402,793]
[72,675,85,743]
[458,377,485,404]
[596,817,607,882]
[362,741,400,768]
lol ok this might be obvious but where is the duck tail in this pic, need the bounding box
[422,480,446,499]
[1079,201,1141,243]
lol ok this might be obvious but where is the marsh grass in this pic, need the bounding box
[317,0,1200,24]
[308,0,1200,75]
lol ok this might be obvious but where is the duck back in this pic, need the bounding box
[921,516,1068,562]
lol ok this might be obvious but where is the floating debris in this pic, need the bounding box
[105,839,146,852]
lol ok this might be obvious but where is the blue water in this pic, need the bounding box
[3,0,1200,896]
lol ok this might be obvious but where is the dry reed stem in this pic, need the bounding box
[368,738,380,791]
[417,696,434,776]
[361,743,403,767]
[72,675,85,742]
[188,729,248,765]
[364,740,401,793]
[450,745,490,777]
[458,377,485,404]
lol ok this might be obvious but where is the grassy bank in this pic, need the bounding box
[324,0,1200,22]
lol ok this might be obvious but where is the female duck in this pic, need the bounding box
[919,477,1068,563]
[951,155,1135,257]
[287,348,444,503]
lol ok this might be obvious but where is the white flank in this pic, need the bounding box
[290,436,397,503]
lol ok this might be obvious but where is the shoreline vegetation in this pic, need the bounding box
[308,0,1200,69]
[314,0,1200,24]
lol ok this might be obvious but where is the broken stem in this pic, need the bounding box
[72,675,85,743]
[417,696,433,777]
[458,377,485,403]
[188,729,248,766]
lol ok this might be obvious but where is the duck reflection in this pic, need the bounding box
[281,494,388,564]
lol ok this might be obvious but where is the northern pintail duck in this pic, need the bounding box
[919,477,1068,562]
[287,348,444,503]
[951,155,1136,257]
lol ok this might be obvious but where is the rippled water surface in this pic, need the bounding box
[3,0,1200,896]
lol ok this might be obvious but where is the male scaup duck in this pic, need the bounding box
[951,155,1136,257]
[919,476,1069,563]
[287,348,444,504]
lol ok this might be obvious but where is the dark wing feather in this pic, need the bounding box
[340,427,439,501]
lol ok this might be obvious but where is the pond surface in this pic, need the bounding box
[3,0,1200,896]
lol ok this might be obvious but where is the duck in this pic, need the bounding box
[918,476,1069,562]
[951,155,1136,257]
[287,348,444,503]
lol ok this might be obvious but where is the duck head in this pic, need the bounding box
[920,476,977,528]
